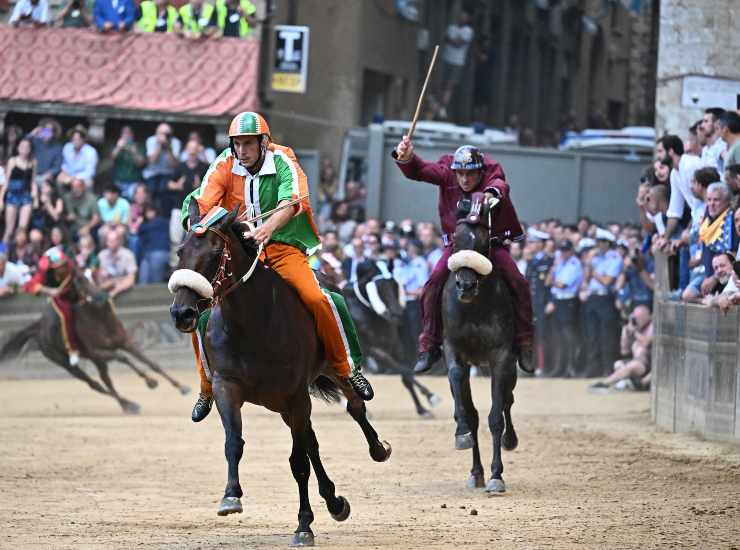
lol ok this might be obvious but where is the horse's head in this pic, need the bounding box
[168,202,252,333]
[448,192,494,304]
[356,260,404,325]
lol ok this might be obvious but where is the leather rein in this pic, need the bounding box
[202,225,263,306]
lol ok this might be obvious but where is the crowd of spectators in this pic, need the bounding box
[0,118,213,298]
[2,105,739,390]
[6,0,257,38]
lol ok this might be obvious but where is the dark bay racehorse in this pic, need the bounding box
[444,193,519,493]
[0,267,190,413]
[168,204,391,547]
[343,260,440,417]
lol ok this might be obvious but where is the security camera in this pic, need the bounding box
[691,94,699,104]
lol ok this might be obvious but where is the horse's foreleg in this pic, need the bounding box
[213,379,244,516]
[284,397,316,547]
[502,374,519,451]
[339,380,392,462]
[448,361,484,488]
[122,342,191,395]
[411,377,441,408]
[487,362,515,494]
[304,422,350,522]
[83,347,156,389]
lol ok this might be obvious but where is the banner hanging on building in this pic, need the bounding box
[272,25,309,94]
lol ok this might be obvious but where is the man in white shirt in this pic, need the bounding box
[657,134,703,240]
[700,107,727,172]
[9,0,49,27]
[58,125,99,190]
[441,11,474,115]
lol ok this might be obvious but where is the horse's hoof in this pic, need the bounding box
[418,409,434,419]
[291,531,315,547]
[503,430,518,451]
[427,394,442,408]
[179,385,192,396]
[331,495,351,522]
[146,378,158,389]
[120,400,141,415]
[467,473,485,489]
[217,496,243,516]
[380,440,392,461]
[485,478,506,494]
[455,433,474,450]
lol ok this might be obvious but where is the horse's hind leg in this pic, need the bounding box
[502,374,518,451]
[448,361,484,488]
[213,379,245,516]
[400,370,432,418]
[283,395,316,547]
[411,377,441,408]
[91,359,141,414]
[304,421,351,522]
[122,342,191,395]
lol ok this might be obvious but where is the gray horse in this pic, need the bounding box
[443,194,519,493]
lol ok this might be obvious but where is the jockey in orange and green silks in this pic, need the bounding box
[181,111,372,423]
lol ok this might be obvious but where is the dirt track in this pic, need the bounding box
[1,367,739,549]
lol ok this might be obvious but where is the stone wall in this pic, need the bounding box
[655,0,740,138]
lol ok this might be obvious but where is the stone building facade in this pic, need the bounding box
[655,0,740,139]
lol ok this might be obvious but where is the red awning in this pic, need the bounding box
[0,25,260,117]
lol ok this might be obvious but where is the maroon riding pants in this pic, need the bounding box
[50,296,80,353]
[418,245,534,353]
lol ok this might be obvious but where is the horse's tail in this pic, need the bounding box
[309,375,343,404]
[0,320,41,362]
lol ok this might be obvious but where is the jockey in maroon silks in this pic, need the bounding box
[392,136,535,374]
[24,247,81,367]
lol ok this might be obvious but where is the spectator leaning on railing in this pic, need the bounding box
[136,0,182,33]
[55,0,93,27]
[210,0,256,38]
[699,182,738,297]
[9,0,49,27]
[179,0,215,39]
[93,0,136,32]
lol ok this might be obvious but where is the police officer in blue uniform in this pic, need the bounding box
[547,239,584,377]
[581,228,624,377]
[525,228,554,375]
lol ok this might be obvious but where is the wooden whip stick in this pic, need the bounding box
[407,44,440,140]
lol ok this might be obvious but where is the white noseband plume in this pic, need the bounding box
[168,269,214,299]
[448,250,492,276]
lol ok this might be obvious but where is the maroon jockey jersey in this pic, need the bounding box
[393,152,523,242]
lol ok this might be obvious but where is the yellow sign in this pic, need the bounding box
[272,72,303,93]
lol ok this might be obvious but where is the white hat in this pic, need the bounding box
[527,227,551,241]
[594,228,616,243]
[576,238,596,253]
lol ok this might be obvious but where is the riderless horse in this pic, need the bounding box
[0,267,190,413]
[343,259,441,417]
[444,193,519,493]
[168,204,391,547]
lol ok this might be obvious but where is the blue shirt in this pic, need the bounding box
[97,196,130,225]
[396,256,429,295]
[551,255,583,299]
[61,142,99,183]
[93,0,136,29]
[587,249,623,295]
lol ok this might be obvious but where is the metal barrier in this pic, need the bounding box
[651,254,740,441]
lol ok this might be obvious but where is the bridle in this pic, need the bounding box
[200,224,263,306]
[454,196,500,261]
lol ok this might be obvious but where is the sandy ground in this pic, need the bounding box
[1,366,739,550]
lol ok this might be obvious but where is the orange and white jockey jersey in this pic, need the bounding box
[181,143,321,254]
